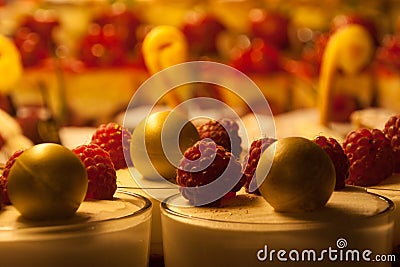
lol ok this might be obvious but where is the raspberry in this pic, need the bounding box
[383,114,400,173]
[313,136,349,190]
[243,137,276,194]
[91,122,131,170]
[197,118,242,158]
[72,144,117,200]
[343,128,393,186]
[0,149,25,205]
[176,139,246,206]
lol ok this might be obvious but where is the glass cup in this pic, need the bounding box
[117,168,178,258]
[161,187,394,267]
[0,190,152,267]
[368,173,400,253]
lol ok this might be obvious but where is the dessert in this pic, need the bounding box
[0,190,152,267]
[9,3,149,126]
[58,123,167,257]
[0,126,152,266]
[161,187,394,267]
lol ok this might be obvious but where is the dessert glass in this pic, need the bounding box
[161,187,394,267]
[117,168,178,257]
[0,190,152,267]
[368,174,400,252]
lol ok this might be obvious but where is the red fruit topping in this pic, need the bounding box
[243,137,276,194]
[91,122,131,170]
[176,139,246,206]
[383,114,400,173]
[79,23,126,68]
[78,6,141,68]
[249,9,290,48]
[313,136,349,190]
[343,128,393,186]
[230,38,282,74]
[197,118,242,158]
[182,12,225,55]
[300,33,330,76]
[93,8,141,52]
[0,150,25,205]
[375,35,400,75]
[12,14,59,67]
[72,144,117,200]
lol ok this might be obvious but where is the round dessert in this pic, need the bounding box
[7,143,88,220]
[161,187,394,267]
[0,190,152,267]
[130,110,199,183]
[257,137,336,212]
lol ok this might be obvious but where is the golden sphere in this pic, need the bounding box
[257,137,335,212]
[7,143,88,220]
[130,111,199,183]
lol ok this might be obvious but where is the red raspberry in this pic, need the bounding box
[243,137,276,194]
[343,128,393,186]
[91,122,131,170]
[176,139,246,206]
[313,136,349,190]
[0,149,25,205]
[383,114,400,173]
[197,118,242,158]
[72,144,117,200]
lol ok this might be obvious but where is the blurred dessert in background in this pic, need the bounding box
[0,0,398,129]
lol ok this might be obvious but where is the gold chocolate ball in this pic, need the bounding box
[130,111,199,182]
[7,143,88,220]
[257,137,335,212]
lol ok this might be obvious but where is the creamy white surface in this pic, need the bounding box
[0,192,141,230]
[166,187,390,224]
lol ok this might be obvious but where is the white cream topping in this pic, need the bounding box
[0,192,141,230]
[166,187,391,225]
